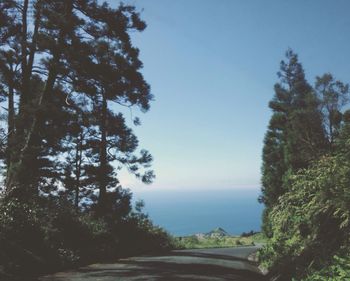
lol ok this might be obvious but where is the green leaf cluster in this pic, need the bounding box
[259,155,350,279]
[298,254,350,281]
[260,50,350,280]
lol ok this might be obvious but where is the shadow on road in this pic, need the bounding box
[79,260,264,281]
[40,247,267,281]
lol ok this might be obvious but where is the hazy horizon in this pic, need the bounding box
[133,188,263,236]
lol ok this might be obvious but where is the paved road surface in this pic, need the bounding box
[40,246,266,281]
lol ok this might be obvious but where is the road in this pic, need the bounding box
[39,246,267,281]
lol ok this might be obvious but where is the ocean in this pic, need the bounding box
[133,188,264,236]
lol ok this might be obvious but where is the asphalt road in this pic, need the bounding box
[39,246,266,281]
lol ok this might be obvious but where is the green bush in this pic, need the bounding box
[298,254,350,281]
[0,196,174,279]
[258,155,350,280]
[116,200,175,256]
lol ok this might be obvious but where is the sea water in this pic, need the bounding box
[133,188,263,236]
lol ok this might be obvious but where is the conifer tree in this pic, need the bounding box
[261,50,327,234]
[0,1,154,211]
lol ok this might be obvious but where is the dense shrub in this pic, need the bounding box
[0,198,55,275]
[0,195,174,279]
[116,200,175,256]
[258,155,350,280]
[297,253,350,281]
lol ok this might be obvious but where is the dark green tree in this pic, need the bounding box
[260,50,327,235]
[315,73,350,147]
[61,98,93,208]
[0,3,176,278]
[275,50,326,172]
[0,1,154,211]
[60,4,155,213]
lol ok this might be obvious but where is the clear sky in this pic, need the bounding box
[110,0,350,192]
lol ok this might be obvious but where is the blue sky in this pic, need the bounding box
[110,0,350,191]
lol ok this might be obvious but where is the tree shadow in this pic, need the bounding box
[71,251,266,281]
[39,249,267,281]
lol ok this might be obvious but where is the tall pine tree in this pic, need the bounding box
[0,1,154,214]
[261,49,327,235]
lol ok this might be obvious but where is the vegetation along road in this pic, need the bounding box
[39,246,266,281]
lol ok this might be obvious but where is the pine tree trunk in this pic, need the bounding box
[5,1,71,200]
[5,67,58,199]
[74,132,83,208]
[5,31,62,197]
[98,91,108,213]
[6,82,14,167]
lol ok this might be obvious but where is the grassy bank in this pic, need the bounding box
[174,232,266,249]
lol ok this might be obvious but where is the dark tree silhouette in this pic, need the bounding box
[260,49,327,235]
[0,1,154,211]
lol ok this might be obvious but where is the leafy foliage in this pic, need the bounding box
[259,154,350,279]
[315,73,350,146]
[259,50,350,280]
[298,254,350,281]
[0,196,174,278]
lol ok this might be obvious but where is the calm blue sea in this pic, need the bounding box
[132,188,264,236]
